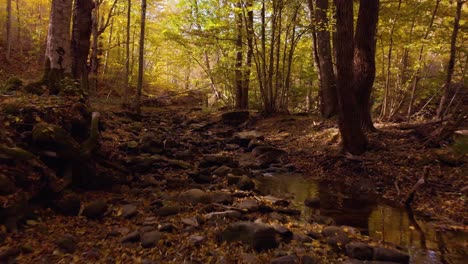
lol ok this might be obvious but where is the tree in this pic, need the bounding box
[353,0,379,131]
[436,0,464,120]
[71,0,94,92]
[44,0,73,94]
[122,0,132,108]
[307,0,337,118]
[334,0,367,155]
[6,0,12,61]
[134,0,147,114]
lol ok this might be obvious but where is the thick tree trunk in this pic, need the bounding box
[334,0,367,155]
[436,0,464,120]
[134,0,146,114]
[16,0,22,55]
[353,0,379,131]
[71,0,93,93]
[45,0,73,94]
[242,0,254,109]
[310,0,337,118]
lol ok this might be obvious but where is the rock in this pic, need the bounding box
[345,242,374,260]
[217,221,278,251]
[53,194,81,216]
[81,250,100,260]
[0,174,15,195]
[56,234,78,253]
[237,175,255,190]
[121,204,138,218]
[247,139,264,151]
[272,224,293,240]
[139,133,164,154]
[233,130,264,147]
[210,192,233,204]
[120,231,140,243]
[189,235,205,245]
[139,226,156,234]
[252,146,286,157]
[188,171,214,184]
[373,247,410,263]
[141,231,162,248]
[0,247,20,262]
[181,217,199,227]
[322,226,345,237]
[306,231,322,240]
[263,196,290,207]
[178,189,211,204]
[271,255,298,264]
[205,210,241,220]
[304,197,320,208]
[158,223,176,232]
[293,232,313,243]
[236,199,259,212]
[156,205,182,217]
[221,111,249,125]
[276,208,301,216]
[309,215,335,225]
[227,175,241,185]
[213,166,232,176]
[323,226,350,248]
[300,255,319,264]
[82,200,108,219]
[200,154,237,168]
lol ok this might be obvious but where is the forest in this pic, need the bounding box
[0,0,466,263]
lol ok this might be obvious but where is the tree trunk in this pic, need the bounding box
[134,0,146,114]
[334,0,367,155]
[436,0,464,120]
[71,0,93,93]
[122,0,131,108]
[353,0,379,131]
[242,0,254,109]
[235,1,244,109]
[44,0,73,94]
[16,0,22,55]
[309,0,337,118]
[89,3,100,94]
[6,0,12,61]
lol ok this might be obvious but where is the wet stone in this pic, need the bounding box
[178,189,211,204]
[218,221,278,252]
[345,242,374,261]
[156,205,182,217]
[82,200,108,219]
[141,231,162,248]
[236,199,259,212]
[56,234,78,253]
[270,255,298,264]
[213,166,232,176]
[373,247,410,263]
[121,204,138,218]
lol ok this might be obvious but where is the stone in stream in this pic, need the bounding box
[345,242,374,261]
[322,226,350,249]
[272,223,293,240]
[205,210,241,220]
[82,200,108,219]
[221,111,249,125]
[372,247,410,263]
[232,130,264,147]
[120,231,140,243]
[178,189,211,204]
[237,175,255,190]
[56,234,78,253]
[155,205,182,217]
[213,165,232,176]
[217,221,278,251]
[53,194,81,216]
[141,231,162,248]
[121,204,138,218]
[236,199,259,212]
[270,255,298,264]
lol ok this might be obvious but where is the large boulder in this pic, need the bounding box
[82,200,108,219]
[217,221,278,251]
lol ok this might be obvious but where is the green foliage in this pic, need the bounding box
[3,76,23,92]
[58,77,85,97]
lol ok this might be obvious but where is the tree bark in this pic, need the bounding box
[334,0,367,155]
[235,1,244,109]
[353,0,379,131]
[16,0,22,55]
[436,0,464,120]
[6,0,12,61]
[122,0,131,108]
[242,0,254,109]
[71,0,94,93]
[44,0,73,94]
[310,0,337,118]
[134,0,146,114]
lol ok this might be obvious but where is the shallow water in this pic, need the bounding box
[256,173,467,264]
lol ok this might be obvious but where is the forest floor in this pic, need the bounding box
[0,94,466,263]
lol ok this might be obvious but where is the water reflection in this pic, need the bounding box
[256,173,467,264]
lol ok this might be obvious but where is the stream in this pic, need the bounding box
[255,173,467,264]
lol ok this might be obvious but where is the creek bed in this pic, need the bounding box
[256,173,467,264]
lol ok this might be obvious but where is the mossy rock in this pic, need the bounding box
[23,82,47,95]
[3,77,23,92]
[32,122,81,158]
